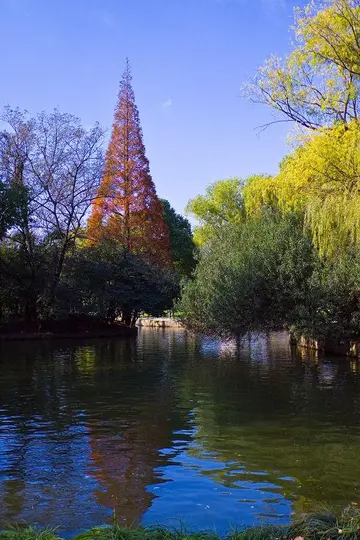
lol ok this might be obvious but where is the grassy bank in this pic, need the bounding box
[2,510,360,540]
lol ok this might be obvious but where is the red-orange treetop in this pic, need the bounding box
[88,60,171,266]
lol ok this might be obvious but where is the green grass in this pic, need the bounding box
[2,509,360,540]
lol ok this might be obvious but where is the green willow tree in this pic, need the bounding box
[244,0,360,257]
[244,122,360,257]
[180,0,360,340]
[180,175,360,341]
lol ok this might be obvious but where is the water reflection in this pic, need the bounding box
[0,331,360,535]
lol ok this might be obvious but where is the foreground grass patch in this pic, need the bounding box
[2,509,360,540]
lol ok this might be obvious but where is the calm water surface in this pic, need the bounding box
[1,329,360,535]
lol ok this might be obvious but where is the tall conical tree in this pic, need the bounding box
[88,60,171,266]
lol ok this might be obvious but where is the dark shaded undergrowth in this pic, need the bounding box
[2,510,360,540]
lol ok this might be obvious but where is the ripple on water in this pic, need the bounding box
[1,330,360,534]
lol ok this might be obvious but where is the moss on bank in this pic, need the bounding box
[3,510,360,540]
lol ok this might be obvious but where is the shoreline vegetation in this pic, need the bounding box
[176,0,360,347]
[3,510,360,540]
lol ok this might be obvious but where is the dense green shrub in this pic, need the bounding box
[178,214,315,336]
[179,211,360,341]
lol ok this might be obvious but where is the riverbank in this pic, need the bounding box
[291,334,360,358]
[0,316,137,341]
[2,510,360,540]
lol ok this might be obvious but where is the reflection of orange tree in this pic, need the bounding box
[77,336,192,525]
[0,336,193,528]
[89,420,159,525]
[176,334,360,516]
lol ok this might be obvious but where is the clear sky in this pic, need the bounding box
[0,0,306,214]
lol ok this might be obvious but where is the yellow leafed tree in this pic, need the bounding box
[186,178,245,246]
[244,0,360,257]
[244,121,360,256]
[246,0,360,129]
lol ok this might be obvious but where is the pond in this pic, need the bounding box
[1,329,360,536]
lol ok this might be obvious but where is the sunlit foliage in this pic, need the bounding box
[0,64,185,325]
[244,121,360,256]
[186,178,250,246]
[246,0,360,129]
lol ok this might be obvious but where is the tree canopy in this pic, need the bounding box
[244,121,360,257]
[246,0,360,129]
[186,178,246,246]
[180,0,360,342]
[0,64,192,327]
[160,199,196,278]
[178,212,316,336]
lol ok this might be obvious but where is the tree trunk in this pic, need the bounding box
[131,310,139,327]
[107,303,116,323]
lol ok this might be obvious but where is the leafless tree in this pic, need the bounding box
[0,106,105,315]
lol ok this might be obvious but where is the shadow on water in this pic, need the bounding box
[1,330,360,535]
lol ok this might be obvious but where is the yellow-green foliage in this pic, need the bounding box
[242,175,278,216]
[186,177,269,246]
[247,0,360,128]
[244,120,360,256]
[186,178,244,246]
[297,0,360,75]
[244,0,360,257]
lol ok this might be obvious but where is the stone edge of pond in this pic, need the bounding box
[1,511,360,540]
[291,334,360,358]
[136,318,183,328]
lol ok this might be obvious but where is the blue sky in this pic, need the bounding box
[0,0,306,214]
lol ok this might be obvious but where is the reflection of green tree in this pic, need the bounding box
[176,333,360,515]
[0,341,100,528]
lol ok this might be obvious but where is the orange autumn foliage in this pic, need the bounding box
[88,60,171,267]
